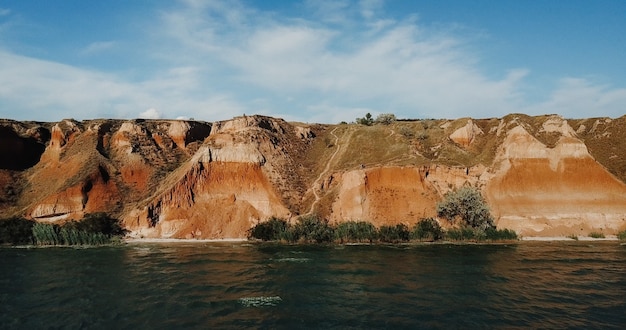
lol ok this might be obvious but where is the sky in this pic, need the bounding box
[0,0,625,123]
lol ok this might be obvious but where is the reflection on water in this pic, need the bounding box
[1,242,625,328]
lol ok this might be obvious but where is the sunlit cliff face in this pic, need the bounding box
[1,114,626,238]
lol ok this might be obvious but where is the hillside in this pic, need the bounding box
[1,114,626,238]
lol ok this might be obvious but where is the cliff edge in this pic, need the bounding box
[1,114,625,238]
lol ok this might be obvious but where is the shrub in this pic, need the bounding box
[618,230,626,241]
[411,218,443,241]
[567,234,579,241]
[32,213,124,246]
[588,232,605,239]
[437,187,494,231]
[445,227,476,241]
[399,126,414,138]
[0,217,35,245]
[484,228,518,240]
[378,224,410,243]
[32,223,61,245]
[69,213,125,236]
[335,221,378,243]
[248,217,290,241]
[375,113,396,125]
[356,113,374,126]
[293,215,334,243]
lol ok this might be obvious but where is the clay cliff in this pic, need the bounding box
[1,114,625,238]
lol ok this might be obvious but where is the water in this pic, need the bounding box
[1,242,626,329]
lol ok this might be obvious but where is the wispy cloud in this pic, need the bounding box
[0,51,244,121]
[158,0,526,120]
[0,8,10,17]
[80,41,116,55]
[139,108,162,119]
[525,78,626,118]
[0,0,624,123]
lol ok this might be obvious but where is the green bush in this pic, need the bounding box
[356,113,374,126]
[0,217,35,245]
[437,187,494,231]
[618,230,626,241]
[484,228,518,240]
[70,212,125,236]
[32,223,61,245]
[248,217,290,241]
[32,213,124,246]
[588,232,605,239]
[411,218,443,241]
[378,224,410,243]
[293,215,335,243]
[445,227,476,241]
[335,221,378,243]
[375,113,396,125]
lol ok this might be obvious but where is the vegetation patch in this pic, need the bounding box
[1,213,125,246]
[248,215,517,244]
[411,218,443,241]
[0,217,36,245]
[588,232,605,239]
[437,186,494,231]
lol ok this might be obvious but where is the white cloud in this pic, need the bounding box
[305,0,351,24]
[139,108,162,119]
[525,78,626,118]
[0,50,245,122]
[359,0,384,19]
[80,41,116,55]
[1,1,625,123]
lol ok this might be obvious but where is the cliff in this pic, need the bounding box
[1,114,625,238]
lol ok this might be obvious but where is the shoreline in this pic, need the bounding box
[123,238,248,244]
[121,236,620,244]
[520,235,618,241]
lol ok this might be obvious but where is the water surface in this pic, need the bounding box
[1,242,625,328]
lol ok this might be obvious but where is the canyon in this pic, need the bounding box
[1,114,625,238]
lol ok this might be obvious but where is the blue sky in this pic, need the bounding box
[0,0,625,123]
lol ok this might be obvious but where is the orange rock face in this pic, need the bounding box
[330,167,439,227]
[1,114,626,238]
[124,162,290,239]
[485,125,626,236]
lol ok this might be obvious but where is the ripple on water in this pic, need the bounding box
[274,257,311,263]
[238,296,282,307]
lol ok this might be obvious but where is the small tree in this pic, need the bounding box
[375,113,396,125]
[356,113,374,126]
[248,217,290,241]
[437,187,494,231]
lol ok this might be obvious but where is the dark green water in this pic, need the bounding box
[1,242,626,329]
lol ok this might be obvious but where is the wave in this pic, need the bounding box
[274,257,310,262]
[238,296,282,307]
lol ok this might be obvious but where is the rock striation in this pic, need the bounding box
[1,114,625,238]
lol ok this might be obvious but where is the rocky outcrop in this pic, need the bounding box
[449,119,483,147]
[485,121,626,236]
[329,167,440,227]
[1,114,625,238]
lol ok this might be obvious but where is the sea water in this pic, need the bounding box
[1,242,625,329]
